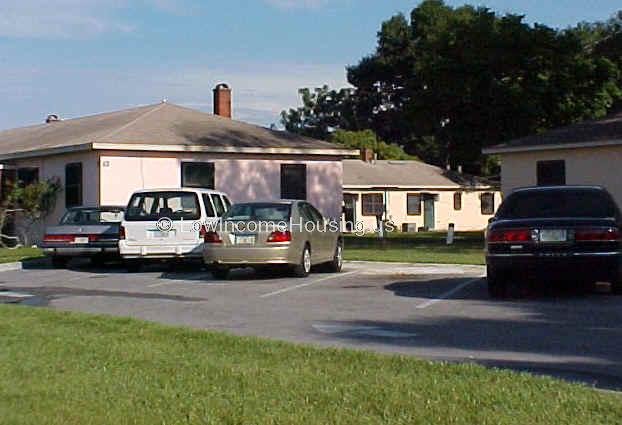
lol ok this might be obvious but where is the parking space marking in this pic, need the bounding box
[415,277,484,309]
[259,271,360,298]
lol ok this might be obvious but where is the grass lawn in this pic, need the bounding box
[1,305,621,424]
[0,246,44,264]
[344,231,485,265]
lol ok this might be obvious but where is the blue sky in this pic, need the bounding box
[0,0,620,130]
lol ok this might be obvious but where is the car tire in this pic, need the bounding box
[125,260,142,273]
[51,256,69,269]
[487,265,507,299]
[292,245,311,278]
[324,240,343,273]
[212,267,229,280]
[90,256,106,268]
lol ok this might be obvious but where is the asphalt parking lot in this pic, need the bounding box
[2,260,622,390]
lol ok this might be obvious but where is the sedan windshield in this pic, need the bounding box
[61,208,124,225]
[497,189,618,219]
[223,203,291,221]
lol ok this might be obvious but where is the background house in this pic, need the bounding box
[0,84,357,240]
[483,111,622,204]
[343,157,501,232]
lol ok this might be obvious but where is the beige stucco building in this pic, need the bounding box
[0,86,356,241]
[483,111,622,205]
[343,159,501,233]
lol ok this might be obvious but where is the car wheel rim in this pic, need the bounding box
[336,245,342,268]
[303,249,311,273]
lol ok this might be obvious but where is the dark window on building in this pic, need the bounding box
[481,192,495,215]
[280,164,307,200]
[407,194,422,215]
[537,160,566,186]
[17,167,39,185]
[454,192,462,211]
[362,193,384,216]
[65,163,83,208]
[182,162,215,189]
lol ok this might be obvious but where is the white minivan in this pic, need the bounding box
[119,188,231,271]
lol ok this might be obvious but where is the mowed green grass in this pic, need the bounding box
[344,231,485,265]
[0,247,44,264]
[2,305,621,425]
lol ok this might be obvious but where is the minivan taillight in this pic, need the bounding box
[487,228,531,243]
[267,230,291,243]
[119,225,126,240]
[575,228,621,241]
[204,231,222,243]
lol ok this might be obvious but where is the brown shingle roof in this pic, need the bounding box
[0,102,353,159]
[484,110,622,154]
[343,160,495,189]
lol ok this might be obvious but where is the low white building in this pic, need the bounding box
[342,159,501,232]
[0,85,357,241]
[483,110,622,205]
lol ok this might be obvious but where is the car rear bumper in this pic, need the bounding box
[42,243,119,257]
[203,245,294,266]
[119,241,203,259]
[487,252,621,280]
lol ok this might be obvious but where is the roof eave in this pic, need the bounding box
[0,143,94,161]
[0,143,359,161]
[483,139,622,154]
[90,143,359,157]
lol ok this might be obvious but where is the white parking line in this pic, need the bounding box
[415,277,484,309]
[260,271,360,298]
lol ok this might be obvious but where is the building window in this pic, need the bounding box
[454,192,462,211]
[281,164,307,200]
[362,193,384,216]
[65,163,83,208]
[537,160,566,186]
[182,162,215,189]
[407,194,422,215]
[17,167,39,186]
[481,192,495,215]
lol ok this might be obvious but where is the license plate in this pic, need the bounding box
[73,237,89,244]
[539,229,567,242]
[150,230,170,238]
[235,235,255,245]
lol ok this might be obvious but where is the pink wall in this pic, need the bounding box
[12,152,100,238]
[99,152,344,219]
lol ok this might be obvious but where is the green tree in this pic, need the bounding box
[329,130,416,160]
[0,178,62,247]
[280,85,359,140]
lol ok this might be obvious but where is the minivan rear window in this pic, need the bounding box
[125,191,200,221]
[223,203,291,221]
[497,189,618,219]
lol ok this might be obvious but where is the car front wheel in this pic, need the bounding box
[324,241,343,273]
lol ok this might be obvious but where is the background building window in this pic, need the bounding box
[454,192,462,211]
[65,163,83,208]
[407,194,422,215]
[182,162,215,189]
[481,192,495,215]
[537,160,566,186]
[17,167,39,185]
[280,164,307,200]
[362,193,384,216]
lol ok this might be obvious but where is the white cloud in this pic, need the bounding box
[263,0,330,10]
[0,61,351,129]
[0,0,193,39]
